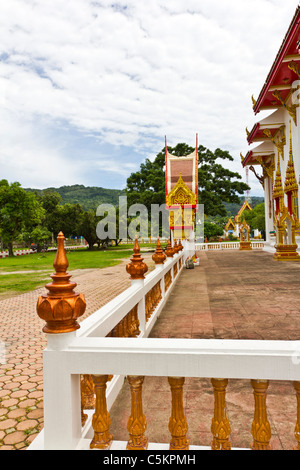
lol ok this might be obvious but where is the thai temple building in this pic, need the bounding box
[242,5,300,260]
[224,200,253,239]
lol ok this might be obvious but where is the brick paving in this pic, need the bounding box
[1,249,300,450]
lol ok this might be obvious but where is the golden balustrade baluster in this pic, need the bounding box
[211,378,231,450]
[174,263,178,277]
[129,305,140,337]
[81,374,95,410]
[164,270,172,292]
[251,380,272,450]
[126,376,148,450]
[123,312,130,337]
[155,281,162,306]
[80,375,88,426]
[90,375,113,450]
[168,377,189,450]
[293,381,300,450]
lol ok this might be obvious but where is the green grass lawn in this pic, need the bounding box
[0,247,139,298]
[0,248,134,272]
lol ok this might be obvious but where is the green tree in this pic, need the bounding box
[243,203,266,239]
[76,209,100,250]
[126,143,249,217]
[0,180,46,255]
[204,222,224,241]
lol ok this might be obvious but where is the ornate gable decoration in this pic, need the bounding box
[235,201,252,223]
[225,218,236,231]
[166,174,197,208]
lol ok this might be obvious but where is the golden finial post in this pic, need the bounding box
[126,236,148,281]
[152,237,166,265]
[165,238,175,257]
[36,232,86,334]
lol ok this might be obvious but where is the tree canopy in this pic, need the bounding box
[0,180,46,255]
[242,203,266,238]
[126,143,250,217]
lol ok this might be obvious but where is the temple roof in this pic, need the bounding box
[246,109,285,145]
[253,5,300,114]
[234,201,252,223]
[242,142,275,167]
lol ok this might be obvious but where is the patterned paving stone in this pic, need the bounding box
[2,249,300,450]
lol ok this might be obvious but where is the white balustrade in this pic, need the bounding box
[195,241,265,251]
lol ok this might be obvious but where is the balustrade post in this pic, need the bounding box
[152,237,167,267]
[90,375,113,450]
[165,238,175,258]
[36,232,86,449]
[126,376,148,450]
[126,237,148,334]
[211,378,231,450]
[293,381,300,449]
[251,380,272,450]
[126,236,148,286]
[168,377,189,450]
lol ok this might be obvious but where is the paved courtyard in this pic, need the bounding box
[109,249,300,450]
[1,248,300,449]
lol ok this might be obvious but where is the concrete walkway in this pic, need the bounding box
[1,249,300,449]
[109,250,300,450]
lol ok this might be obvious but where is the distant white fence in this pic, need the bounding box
[195,241,265,251]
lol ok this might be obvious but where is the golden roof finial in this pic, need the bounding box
[284,121,298,194]
[273,150,284,201]
[289,120,293,162]
[36,232,86,334]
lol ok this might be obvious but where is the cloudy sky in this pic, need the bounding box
[0,0,299,197]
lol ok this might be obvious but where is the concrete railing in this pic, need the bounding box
[31,334,300,450]
[29,237,300,451]
[196,241,265,251]
[30,239,189,450]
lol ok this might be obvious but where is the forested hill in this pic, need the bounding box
[25,184,125,210]
[26,184,264,215]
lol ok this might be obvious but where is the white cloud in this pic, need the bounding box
[0,0,299,195]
